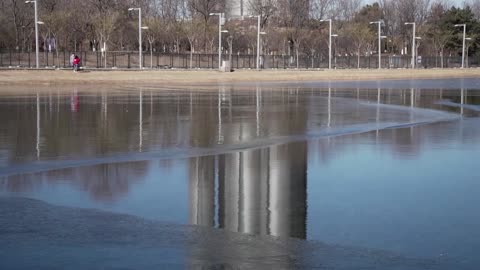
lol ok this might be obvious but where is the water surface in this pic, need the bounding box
[1,78,479,269]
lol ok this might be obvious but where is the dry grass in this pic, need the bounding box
[0,68,479,89]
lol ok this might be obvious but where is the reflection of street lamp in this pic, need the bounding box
[370,21,383,69]
[405,22,416,68]
[36,92,40,158]
[454,23,466,68]
[128,8,147,69]
[210,13,225,71]
[320,19,333,69]
[25,0,40,68]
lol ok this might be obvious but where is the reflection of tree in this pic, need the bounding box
[0,161,148,202]
[1,85,479,177]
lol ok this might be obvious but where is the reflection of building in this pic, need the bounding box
[188,87,308,239]
[189,156,215,227]
[189,142,307,239]
[220,142,307,238]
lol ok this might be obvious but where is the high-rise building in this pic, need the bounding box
[226,0,249,18]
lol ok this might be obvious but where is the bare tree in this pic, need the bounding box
[310,0,334,20]
[94,10,119,67]
[181,17,203,68]
[248,0,277,27]
[343,22,375,68]
[43,10,71,65]
[8,0,32,51]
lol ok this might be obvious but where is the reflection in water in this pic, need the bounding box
[139,89,143,152]
[1,82,479,268]
[1,161,147,202]
[1,85,476,172]
[189,156,215,227]
[217,142,307,238]
[188,87,308,238]
[188,142,308,239]
[36,92,40,159]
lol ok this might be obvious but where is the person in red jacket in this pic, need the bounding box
[73,55,80,72]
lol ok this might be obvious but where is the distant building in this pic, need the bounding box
[226,0,250,18]
[225,0,310,20]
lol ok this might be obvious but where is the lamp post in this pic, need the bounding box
[465,37,472,68]
[128,8,147,69]
[251,15,262,70]
[454,23,466,68]
[370,21,382,69]
[405,22,416,69]
[320,19,333,69]
[25,0,40,68]
[210,13,225,71]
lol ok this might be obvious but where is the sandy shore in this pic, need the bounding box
[1,68,479,87]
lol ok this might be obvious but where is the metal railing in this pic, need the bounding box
[0,50,476,69]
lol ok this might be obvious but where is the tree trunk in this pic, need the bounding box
[311,49,314,68]
[296,46,299,69]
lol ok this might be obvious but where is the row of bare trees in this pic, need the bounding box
[1,0,480,68]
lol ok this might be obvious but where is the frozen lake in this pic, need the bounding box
[0,78,479,269]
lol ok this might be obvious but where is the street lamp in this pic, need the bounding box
[210,13,225,71]
[250,15,263,70]
[454,23,466,68]
[25,0,40,68]
[465,37,472,68]
[128,8,147,69]
[405,22,416,69]
[370,21,383,69]
[320,19,333,69]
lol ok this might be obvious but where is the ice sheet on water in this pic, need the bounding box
[0,197,462,270]
[436,99,480,112]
